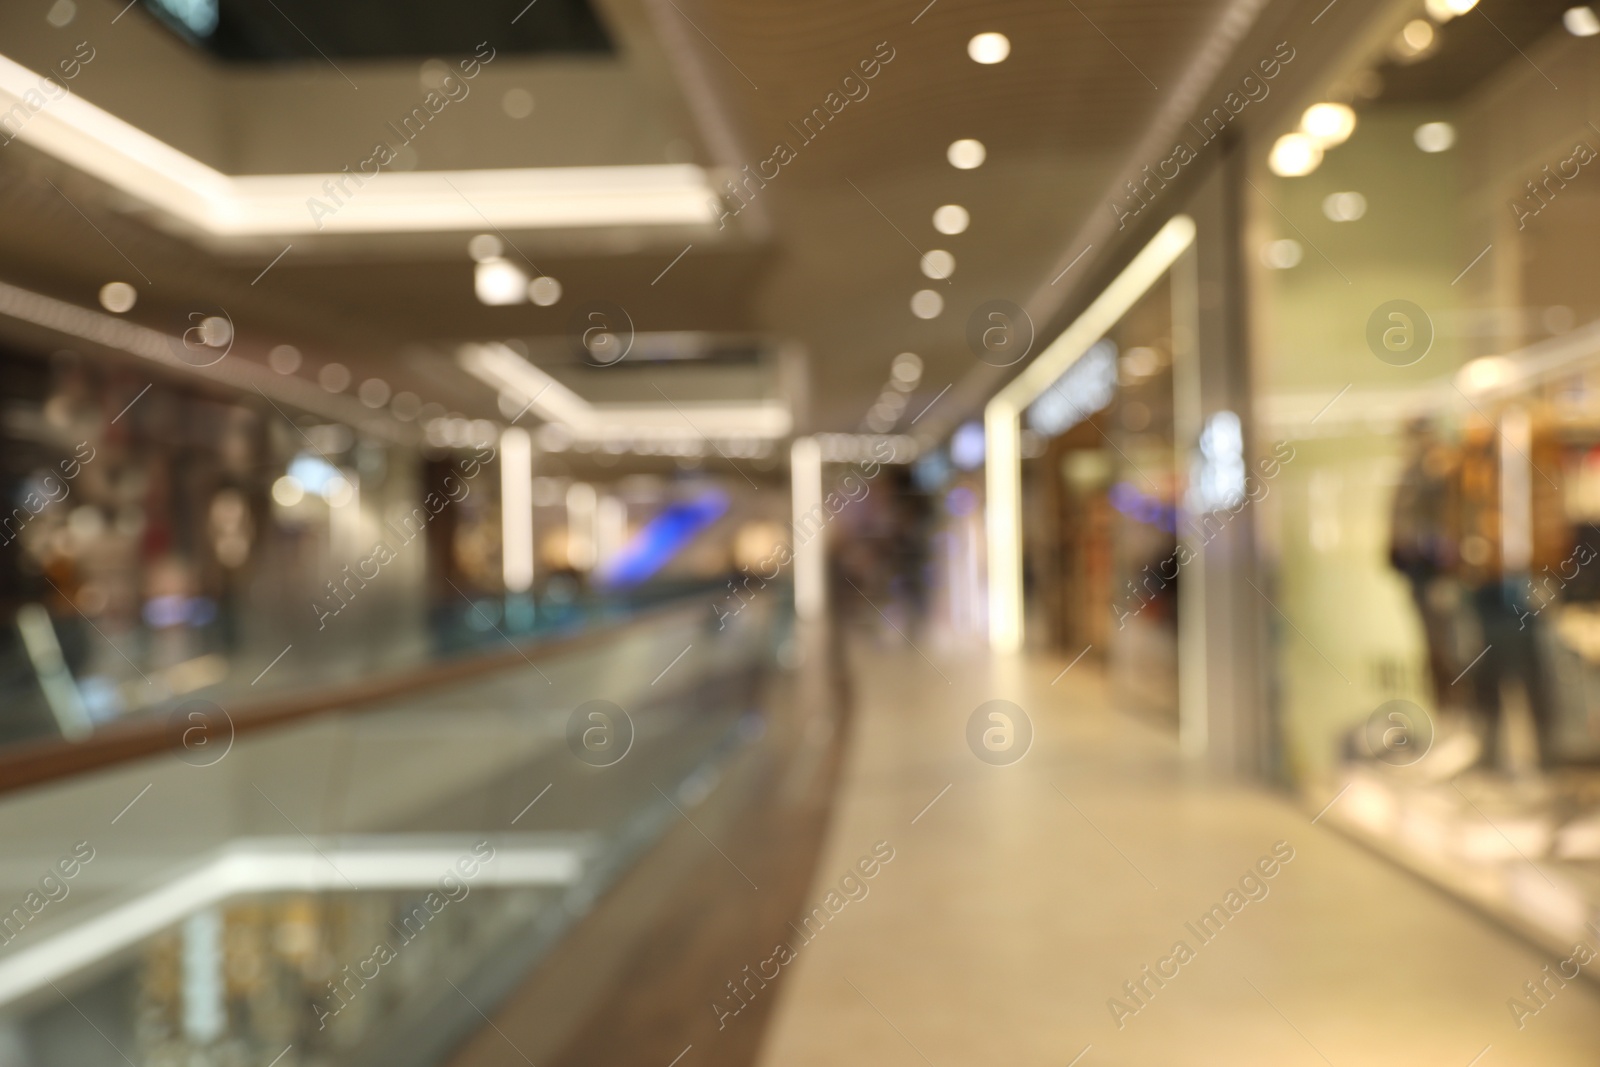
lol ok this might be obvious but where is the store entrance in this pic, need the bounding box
[1032,277,1180,726]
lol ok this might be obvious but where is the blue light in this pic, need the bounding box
[950,422,986,471]
[595,489,730,587]
[288,453,341,497]
[152,0,219,37]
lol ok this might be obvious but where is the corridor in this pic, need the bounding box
[756,639,1600,1066]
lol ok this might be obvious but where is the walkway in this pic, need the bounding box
[755,637,1600,1066]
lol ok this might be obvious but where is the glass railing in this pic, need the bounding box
[0,591,784,1067]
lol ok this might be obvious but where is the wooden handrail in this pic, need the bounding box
[0,600,704,798]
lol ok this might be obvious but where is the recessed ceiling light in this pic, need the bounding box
[911,289,944,319]
[891,352,923,383]
[475,259,529,305]
[1396,18,1435,56]
[98,281,136,313]
[391,391,422,420]
[947,139,986,170]
[268,344,302,374]
[45,0,76,27]
[468,234,503,262]
[1322,191,1367,221]
[967,33,1011,64]
[528,276,563,306]
[1566,5,1600,35]
[271,476,304,507]
[1414,121,1455,152]
[933,204,969,234]
[358,378,391,408]
[318,363,351,393]
[1301,103,1356,147]
[1261,239,1303,270]
[920,250,955,280]
[1424,0,1478,20]
[1268,133,1323,177]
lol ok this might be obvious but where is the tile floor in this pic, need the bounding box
[755,639,1600,1066]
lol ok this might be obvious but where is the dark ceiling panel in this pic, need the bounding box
[138,0,613,61]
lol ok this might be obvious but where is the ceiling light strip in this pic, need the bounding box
[0,54,717,236]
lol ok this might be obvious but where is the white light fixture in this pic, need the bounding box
[457,342,792,441]
[1424,0,1478,20]
[1261,239,1303,269]
[947,139,986,169]
[357,378,390,408]
[967,32,1011,64]
[1398,19,1435,55]
[1414,121,1456,153]
[528,276,563,306]
[1301,102,1356,147]
[98,281,136,314]
[891,351,923,383]
[268,344,301,374]
[475,258,529,306]
[791,437,825,621]
[1322,191,1367,221]
[501,427,534,592]
[911,289,944,319]
[1268,132,1323,177]
[920,249,955,280]
[0,55,721,237]
[317,362,350,392]
[468,234,503,262]
[933,204,970,235]
[271,476,304,507]
[1565,6,1600,35]
[986,215,1196,653]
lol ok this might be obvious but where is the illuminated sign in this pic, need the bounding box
[1025,340,1117,437]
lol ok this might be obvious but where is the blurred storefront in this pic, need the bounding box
[1246,1,1600,950]
[0,342,783,746]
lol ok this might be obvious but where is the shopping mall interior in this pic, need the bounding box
[3,0,1600,1063]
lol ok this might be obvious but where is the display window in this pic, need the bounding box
[1248,1,1600,940]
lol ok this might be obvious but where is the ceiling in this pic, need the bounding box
[0,0,1406,454]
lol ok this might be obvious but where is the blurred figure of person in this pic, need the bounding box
[1387,419,1462,708]
[1451,410,1570,771]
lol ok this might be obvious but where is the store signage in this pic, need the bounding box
[1026,340,1117,438]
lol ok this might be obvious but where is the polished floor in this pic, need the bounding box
[754,631,1600,1066]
